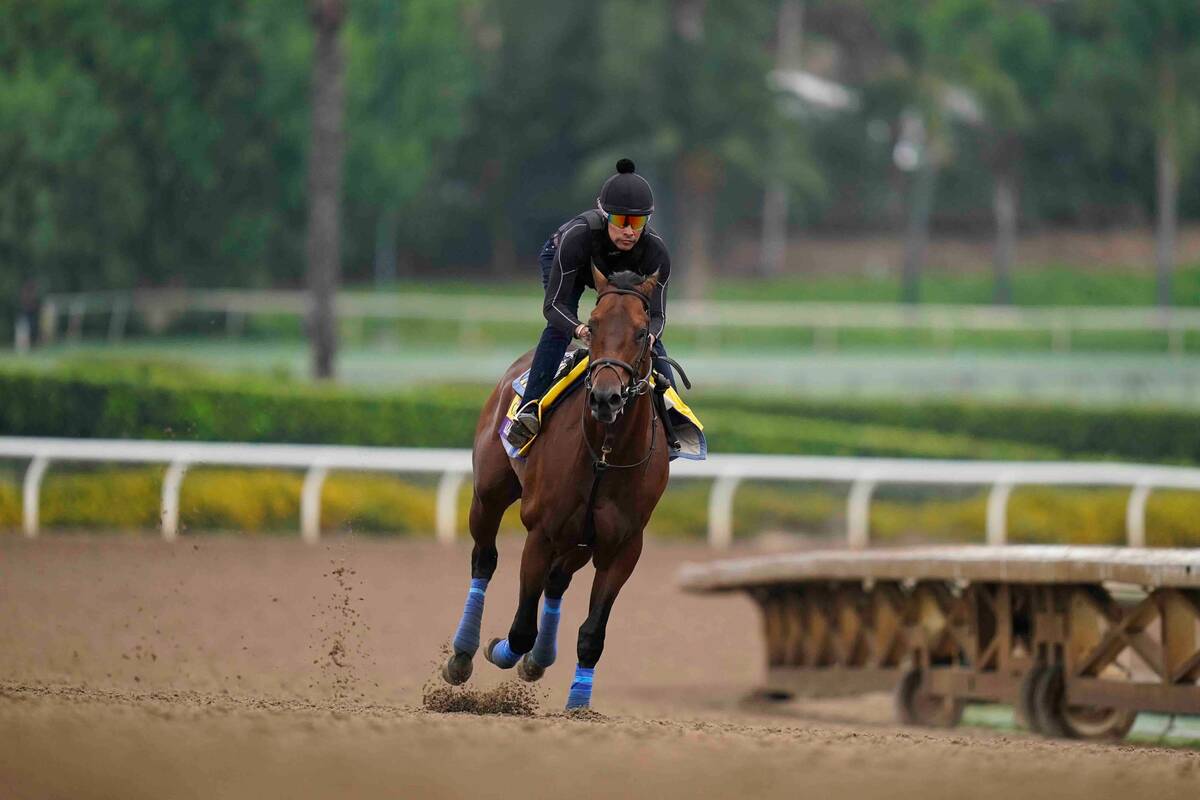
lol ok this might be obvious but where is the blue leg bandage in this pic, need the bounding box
[529,596,562,668]
[489,638,521,668]
[566,664,594,710]
[452,578,488,655]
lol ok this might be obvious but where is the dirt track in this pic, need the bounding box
[2,535,1198,799]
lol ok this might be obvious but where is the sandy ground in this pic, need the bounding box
[2,534,1198,800]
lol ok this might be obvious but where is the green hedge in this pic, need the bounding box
[700,395,1200,465]
[0,364,481,447]
[1,362,1196,463]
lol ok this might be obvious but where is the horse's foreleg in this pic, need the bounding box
[443,483,515,686]
[519,549,590,680]
[567,534,644,710]
[486,531,553,669]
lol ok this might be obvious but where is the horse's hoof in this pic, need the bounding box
[517,654,545,683]
[442,651,473,685]
[483,637,503,666]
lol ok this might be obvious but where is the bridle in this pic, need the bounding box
[576,284,661,549]
[583,287,654,406]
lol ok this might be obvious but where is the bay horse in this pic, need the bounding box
[441,266,669,710]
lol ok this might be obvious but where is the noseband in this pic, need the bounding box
[584,287,653,405]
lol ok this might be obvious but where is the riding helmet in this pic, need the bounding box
[597,158,654,215]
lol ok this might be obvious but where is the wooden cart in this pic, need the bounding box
[679,546,1200,739]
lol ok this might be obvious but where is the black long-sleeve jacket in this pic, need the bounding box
[542,211,672,339]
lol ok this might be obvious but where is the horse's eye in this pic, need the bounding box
[636,329,649,342]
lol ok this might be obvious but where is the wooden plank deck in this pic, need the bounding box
[678,545,1200,593]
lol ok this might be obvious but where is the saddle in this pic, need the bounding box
[499,348,706,462]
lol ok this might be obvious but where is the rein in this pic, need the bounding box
[577,285,660,549]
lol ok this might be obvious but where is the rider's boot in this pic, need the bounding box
[505,398,542,451]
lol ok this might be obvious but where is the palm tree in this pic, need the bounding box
[306,0,347,379]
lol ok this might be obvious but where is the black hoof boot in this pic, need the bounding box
[517,654,545,683]
[441,651,473,685]
[483,637,503,666]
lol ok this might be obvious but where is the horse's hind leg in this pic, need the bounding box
[442,475,518,686]
[566,534,644,710]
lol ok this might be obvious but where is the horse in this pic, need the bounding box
[440,266,670,710]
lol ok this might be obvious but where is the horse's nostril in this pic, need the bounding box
[589,389,622,412]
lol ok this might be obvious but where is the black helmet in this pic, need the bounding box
[597,158,654,215]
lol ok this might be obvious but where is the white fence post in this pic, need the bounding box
[986,480,1014,545]
[67,300,85,343]
[846,476,876,550]
[161,461,190,541]
[708,474,744,550]
[107,296,129,343]
[39,301,58,344]
[1125,482,1152,548]
[301,465,330,544]
[436,470,469,544]
[22,456,50,538]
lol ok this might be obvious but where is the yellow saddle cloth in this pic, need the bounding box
[501,354,705,461]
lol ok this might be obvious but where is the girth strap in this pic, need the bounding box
[578,458,607,550]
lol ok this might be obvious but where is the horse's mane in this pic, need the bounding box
[607,270,649,292]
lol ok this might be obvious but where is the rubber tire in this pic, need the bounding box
[1031,664,1136,740]
[1061,703,1137,741]
[895,668,965,728]
[1031,665,1072,738]
[1016,665,1044,733]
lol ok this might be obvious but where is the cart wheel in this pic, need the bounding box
[1032,665,1071,738]
[895,668,964,728]
[745,687,795,704]
[1032,664,1136,740]
[1016,665,1043,733]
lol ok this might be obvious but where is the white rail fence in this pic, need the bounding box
[33,288,1200,354]
[5,437,1200,549]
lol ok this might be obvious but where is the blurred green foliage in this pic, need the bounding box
[6,0,1200,317]
[4,360,1200,464]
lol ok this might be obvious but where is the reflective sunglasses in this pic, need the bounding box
[603,211,650,231]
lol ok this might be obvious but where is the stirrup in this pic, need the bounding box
[505,400,541,450]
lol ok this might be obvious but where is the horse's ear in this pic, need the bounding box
[637,269,659,297]
[591,264,609,292]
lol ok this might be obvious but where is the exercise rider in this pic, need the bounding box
[504,158,674,452]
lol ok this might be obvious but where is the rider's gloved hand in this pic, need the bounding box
[575,324,592,346]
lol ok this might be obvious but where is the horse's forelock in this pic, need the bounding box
[606,270,645,291]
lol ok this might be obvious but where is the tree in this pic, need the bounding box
[588,0,784,300]
[1086,0,1200,307]
[344,0,475,284]
[759,0,806,278]
[306,0,348,379]
[923,0,1057,303]
[869,1,960,304]
[0,0,286,296]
